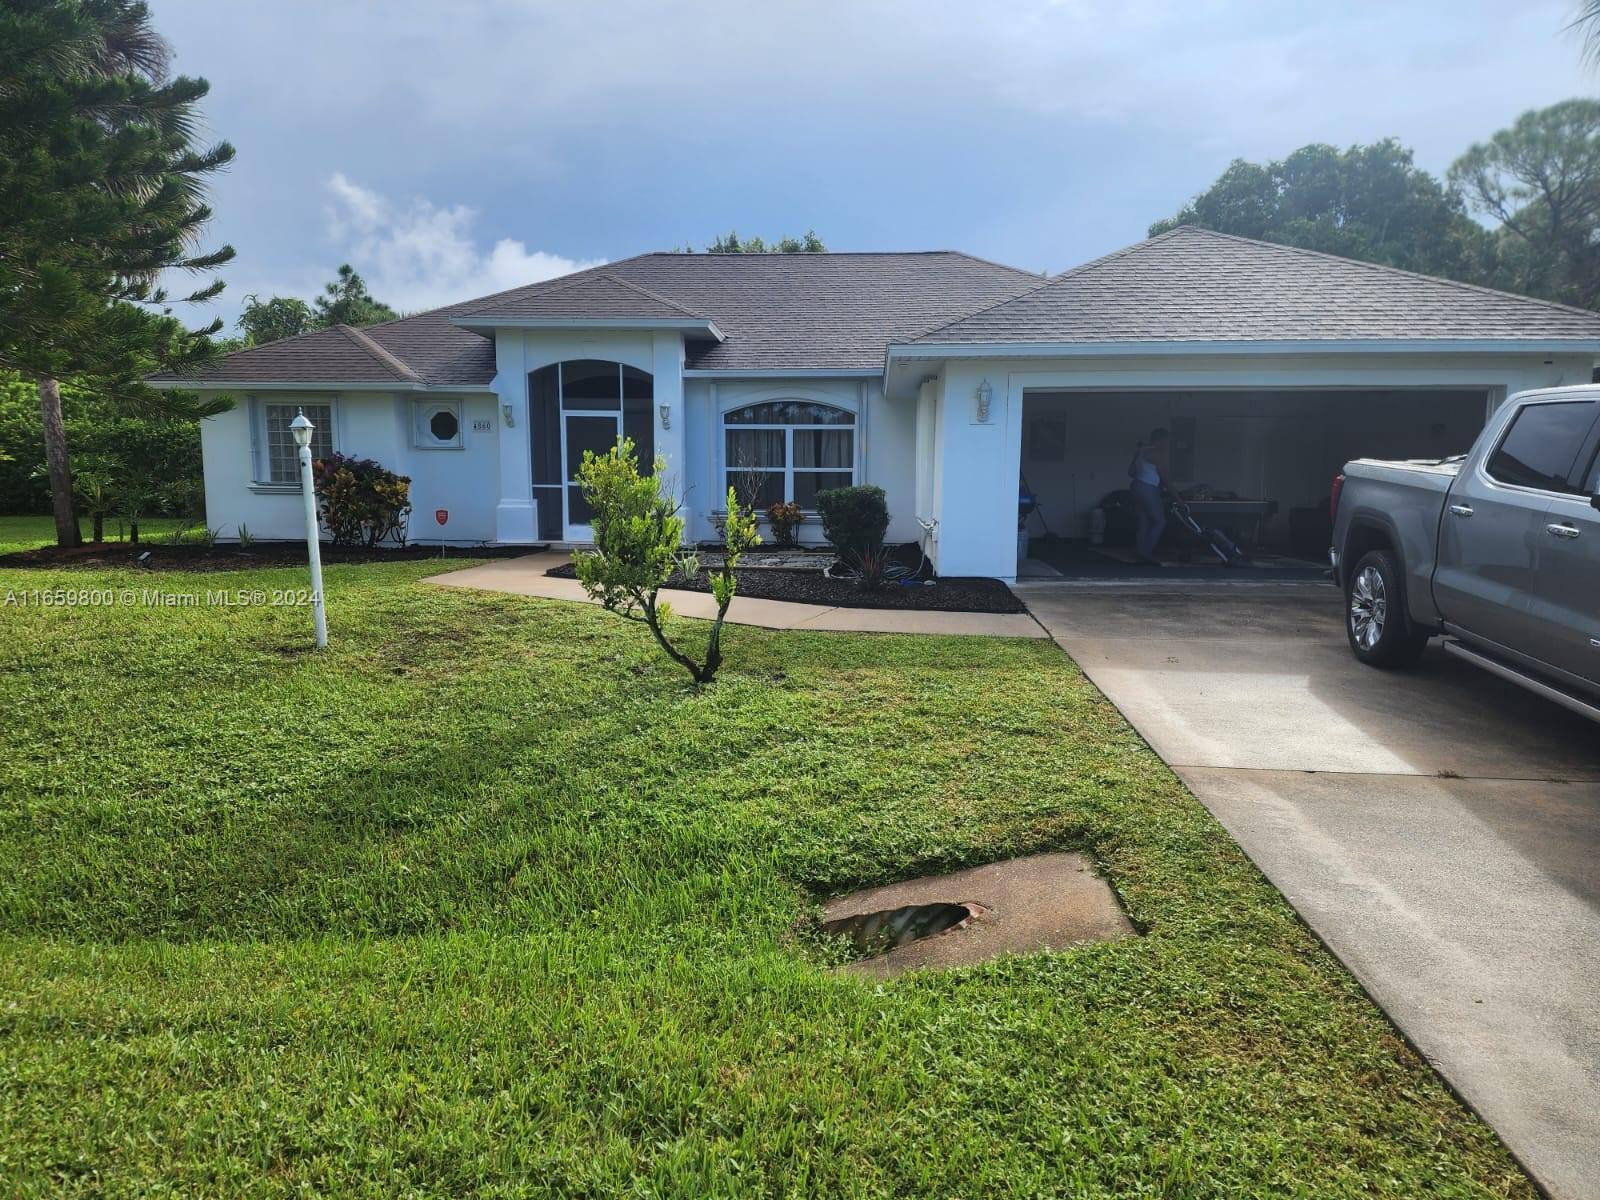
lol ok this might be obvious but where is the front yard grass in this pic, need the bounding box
[0,559,1531,1197]
[0,513,191,556]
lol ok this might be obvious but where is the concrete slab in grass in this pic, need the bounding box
[823,852,1134,978]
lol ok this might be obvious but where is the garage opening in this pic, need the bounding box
[1017,388,1490,577]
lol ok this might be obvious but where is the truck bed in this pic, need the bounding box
[1335,457,1462,625]
[1343,455,1463,485]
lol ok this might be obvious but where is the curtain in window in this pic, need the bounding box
[725,429,785,508]
[793,429,850,468]
[721,402,856,510]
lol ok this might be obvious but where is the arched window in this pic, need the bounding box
[529,360,653,537]
[723,400,854,509]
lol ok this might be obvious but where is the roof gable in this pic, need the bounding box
[911,226,1600,346]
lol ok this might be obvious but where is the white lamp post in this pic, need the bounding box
[289,408,328,649]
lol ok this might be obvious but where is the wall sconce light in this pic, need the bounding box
[501,402,516,428]
[975,378,993,423]
[659,403,671,430]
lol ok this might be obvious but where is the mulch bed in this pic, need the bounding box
[0,540,533,573]
[546,556,1025,614]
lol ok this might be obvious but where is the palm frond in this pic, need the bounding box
[1569,0,1600,65]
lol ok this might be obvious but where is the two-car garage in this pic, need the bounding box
[1017,387,1491,571]
[882,226,1600,581]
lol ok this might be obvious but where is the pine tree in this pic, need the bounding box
[313,264,397,327]
[0,0,235,546]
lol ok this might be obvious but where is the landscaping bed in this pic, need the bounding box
[0,558,1533,1198]
[547,560,1023,613]
[548,542,1027,613]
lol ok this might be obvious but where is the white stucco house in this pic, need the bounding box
[156,226,1600,579]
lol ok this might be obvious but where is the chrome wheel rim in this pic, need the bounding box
[1350,566,1387,650]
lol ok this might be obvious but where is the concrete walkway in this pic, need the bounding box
[425,551,1046,638]
[1016,580,1600,1200]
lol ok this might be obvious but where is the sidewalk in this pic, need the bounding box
[424,551,1045,638]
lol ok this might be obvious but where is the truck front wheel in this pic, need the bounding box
[1346,549,1430,668]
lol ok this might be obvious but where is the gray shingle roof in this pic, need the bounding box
[156,252,1045,387]
[588,252,1046,369]
[459,272,711,321]
[151,322,424,385]
[911,226,1600,345]
[156,230,1600,390]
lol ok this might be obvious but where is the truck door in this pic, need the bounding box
[1521,417,1600,689]
[1432,397,1599,657]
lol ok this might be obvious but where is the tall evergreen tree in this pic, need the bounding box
[313,264,397,327]
[0,0,234,546]
[1573,1,1600,64]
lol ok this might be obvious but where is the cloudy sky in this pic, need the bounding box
[149,0,1595,329]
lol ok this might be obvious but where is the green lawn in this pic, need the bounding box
[0,558,1530,1197]
[0,513,193,556]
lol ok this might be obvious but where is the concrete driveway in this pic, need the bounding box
[1015,580,1600,1200]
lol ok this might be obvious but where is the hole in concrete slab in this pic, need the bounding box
[819,851,1136,977]
[819,901,982,957]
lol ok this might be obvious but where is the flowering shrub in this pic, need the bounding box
[311,452,412,547]
[765,500,804,546]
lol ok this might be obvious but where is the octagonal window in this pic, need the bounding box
[414,400,463,449]
[429,409,459,442]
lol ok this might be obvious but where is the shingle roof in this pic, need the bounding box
[156,252,1045,387]
[151,322,425,385]
[583,252,1046,369]
[155,230,1600,390]
[459,271,711,321]
[911,226,1600,345]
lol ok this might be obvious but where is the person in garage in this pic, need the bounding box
[1128,427,1170,566]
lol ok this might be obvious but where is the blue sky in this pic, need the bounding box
[150,0,1596,329]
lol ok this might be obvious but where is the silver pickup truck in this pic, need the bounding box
[1331,384,1600,722]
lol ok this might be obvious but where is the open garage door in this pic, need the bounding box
[1018,388,1490,576]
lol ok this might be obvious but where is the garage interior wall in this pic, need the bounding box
[1020,389,1489,543]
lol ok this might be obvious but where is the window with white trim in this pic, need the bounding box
[723,400,854,509]
[413,399,462,449]
[258,402,333,483]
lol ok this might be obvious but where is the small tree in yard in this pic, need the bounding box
[574,439,760,686]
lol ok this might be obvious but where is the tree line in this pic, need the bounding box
[1150,100,1600,312]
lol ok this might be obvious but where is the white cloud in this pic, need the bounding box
[321,173,602,313]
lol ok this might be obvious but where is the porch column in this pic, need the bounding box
[651,331,688,540]
[491,329,537,543]
[934,363,1023,580]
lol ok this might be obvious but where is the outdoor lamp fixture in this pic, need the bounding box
[975,378,994,423]
[658,403,672,430]
[289,408,328,649]
[501,402,515,428]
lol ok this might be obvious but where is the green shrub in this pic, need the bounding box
[310,453,412,547]
[0,372,203,514]
[815,484,888,555]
